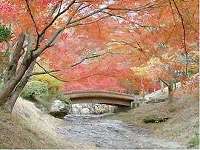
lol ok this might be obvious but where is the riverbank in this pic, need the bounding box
[108,89,199,148]
[0,89,198,148]
[0,107,58,148]
[0,98,95,149]
[0,97,185,149]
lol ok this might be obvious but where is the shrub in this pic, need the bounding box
[0,24,12,43]
[21,77,71,112]
[21,81,49,101]
[143,115,169,123]
[32,74,62,96]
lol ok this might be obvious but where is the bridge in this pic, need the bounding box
[65,91,135,107]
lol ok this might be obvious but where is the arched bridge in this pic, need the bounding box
[65,91,135,107]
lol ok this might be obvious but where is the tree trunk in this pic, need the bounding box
[4,33,25,82]
[0,33,27,106]
[4,78,28,112]
[3,61,36,112]
[0,64,29,105]
[0,34,37,107]
[168,83,174,103]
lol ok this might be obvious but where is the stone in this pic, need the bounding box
[49,100,70,118]
[145,97,167,104]
[70,103,117,114]
[81,108,90,114]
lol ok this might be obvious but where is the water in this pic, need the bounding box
[56,114,183,149]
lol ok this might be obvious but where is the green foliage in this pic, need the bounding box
[143,115,169,123]
[32,92,71,113]
[22,75,71,112]
[188,68,198,77]
[21,81,49,100]
[0,24,12,42]
[188,133,199,148]
[32,74,62,96]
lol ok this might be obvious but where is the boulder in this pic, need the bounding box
[49,100,70,118]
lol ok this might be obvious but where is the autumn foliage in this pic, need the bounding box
[0,0,198,98]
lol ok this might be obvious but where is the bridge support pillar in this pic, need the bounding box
[115,105,131,112]
[131,102,139,109]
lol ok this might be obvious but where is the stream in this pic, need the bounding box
[56,113,183,149]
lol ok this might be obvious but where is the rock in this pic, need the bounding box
[70,103,117,114]
[95,105,108,114]
[49,100,70,118]
[71,107,79,114]
[145,97,167,104]
[81,108,90,114]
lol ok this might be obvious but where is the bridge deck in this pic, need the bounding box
[65,91,135,101]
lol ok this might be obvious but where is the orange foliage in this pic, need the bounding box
[0,0,198,93]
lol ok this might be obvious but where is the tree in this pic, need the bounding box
[0,0,198,111]
[99,0,198,101]
[0,0,163,111]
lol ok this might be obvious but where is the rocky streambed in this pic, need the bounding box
[56,112,184,149]
[13,99,184,149]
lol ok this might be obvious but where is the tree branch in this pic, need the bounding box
[31,70,60,76]
[171,0,188,76]
[68,6,108,25]
[39,0,76,38]
[107,0,167,12]
[159,78,169,86]
[25,0,39,36]
[70,52,108,67]
[35,51,112,82]
[32,0,76,51]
